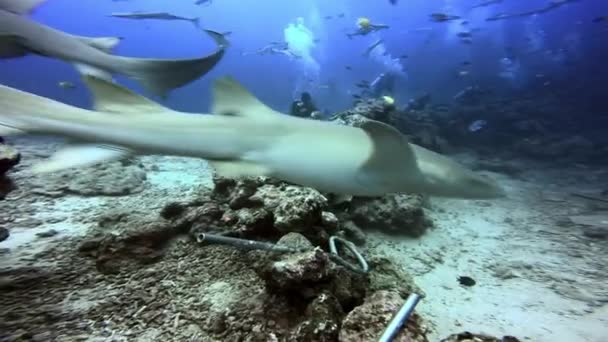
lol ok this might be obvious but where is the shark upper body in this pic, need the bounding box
[0,75,505,199]
[0,0,227,97]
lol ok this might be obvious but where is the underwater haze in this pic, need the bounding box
[2,0,608,341]
[2,0,605,114]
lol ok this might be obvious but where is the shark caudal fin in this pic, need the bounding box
[118,30,229,98]
[0,0,46,15]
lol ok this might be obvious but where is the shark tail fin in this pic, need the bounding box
[0,82,84,136]
[192,17,201,29]
[0,0,46,15]
[117,30,228,98]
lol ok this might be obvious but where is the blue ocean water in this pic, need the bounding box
[2,1,608,341]
[2,0,605,116]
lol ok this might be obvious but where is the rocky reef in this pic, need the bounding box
[0,138,20,201]
[0,96,535,341]
[332,90,608,166]
[0,141,20,176]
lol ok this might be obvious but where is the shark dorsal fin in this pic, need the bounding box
[0,0,46,15]
[359,120,418,174]
[82,75,168,114]
[212,77,278,119]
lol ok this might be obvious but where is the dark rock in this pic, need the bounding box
[0,226,9,242]
[346,194,432,236]
[338,221,367,245]
[339,290,428,342]
[331,98,394,126]
[36,229,59,238]
[0,175,16,200]
[440,332,521,342]
[368,257,424,298]
[160,202,186,219]
[265,248,332,298]
[0,144,20,175]
[288,292,343,341]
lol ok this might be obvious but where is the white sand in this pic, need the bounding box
[370,166,608,341]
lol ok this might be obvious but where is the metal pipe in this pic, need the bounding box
[378,293,423,342]
[195,233,370,274]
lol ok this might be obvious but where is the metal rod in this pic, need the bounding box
[378,293,423,342]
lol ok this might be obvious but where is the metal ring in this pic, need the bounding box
[328,236,370,274]
[196,233,206,243]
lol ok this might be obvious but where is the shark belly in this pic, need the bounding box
[247,130,385,196]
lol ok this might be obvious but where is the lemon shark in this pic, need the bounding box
[0,75,505,199]
[0,0,228,97]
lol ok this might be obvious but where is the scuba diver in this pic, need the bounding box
[347,17,389,39]
[289,92,319,118]
[370,72,397,98]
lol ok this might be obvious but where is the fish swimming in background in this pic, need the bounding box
[468,119,487,132]
[0,75,505,200]
[592,16,607,23]
[195,0,212,5]
[430,13,461,22]
[58,81,76,90]
[109,12,201,29]
[0,0,228,97]
[471,0,503,9]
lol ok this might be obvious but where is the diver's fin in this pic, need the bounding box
[209,160,271,179]
[81,75,169,113]
[0,34,28,58]
[359,120,418,174]
[0,0,46,15]
[117,30,227,98]
[71,35,123,53]
[212,77,278,118]
[31,144,132,174]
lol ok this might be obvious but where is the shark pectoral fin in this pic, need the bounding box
[209,160,271,179]
[81,75,169,114]
[0,34,28,58]
[0,126,25,135]
[71,35,123,53]
[0,0,46,15]
[212,77,279,119]
[74,63,113,82]
[31,144,132,174]
[359,120,418,175]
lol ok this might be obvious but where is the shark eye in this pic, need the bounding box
[220,111,239,116]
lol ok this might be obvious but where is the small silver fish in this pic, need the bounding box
[58,81,76,89]
[468,119,487,132]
